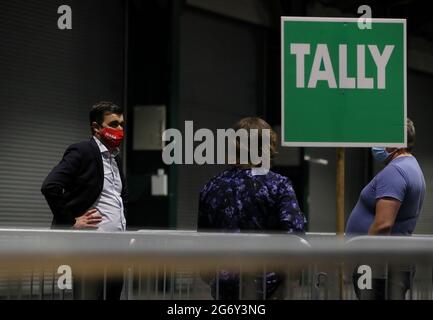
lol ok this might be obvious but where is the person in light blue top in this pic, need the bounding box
[346,118,426,299]
[346,119,425,236]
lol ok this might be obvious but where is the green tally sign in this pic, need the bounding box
[281,17,406,147]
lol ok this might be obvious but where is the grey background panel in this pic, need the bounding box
[306,148,366,232]
[177,9,264,229]
[0,0,125,227]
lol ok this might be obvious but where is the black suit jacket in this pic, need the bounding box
[41,138,128,228]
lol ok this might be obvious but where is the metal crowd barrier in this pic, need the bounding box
[1,229,433,300]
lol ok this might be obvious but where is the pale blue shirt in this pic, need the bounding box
[92,137,126,231]
[346,156,425,236]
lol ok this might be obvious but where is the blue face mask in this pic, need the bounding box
[371,147,398,162]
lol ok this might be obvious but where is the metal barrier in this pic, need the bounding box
[1,228,433,300]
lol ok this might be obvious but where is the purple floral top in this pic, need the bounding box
[198,166,306,233]
[197,166,306,300]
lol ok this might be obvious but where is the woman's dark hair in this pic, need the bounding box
[89,101,123,134]
[407,118,416,152]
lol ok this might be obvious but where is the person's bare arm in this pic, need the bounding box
[368,197,401,235]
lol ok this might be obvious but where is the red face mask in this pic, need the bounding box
[100,127,124,149]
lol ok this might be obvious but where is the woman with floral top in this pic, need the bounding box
[198,117,306,300]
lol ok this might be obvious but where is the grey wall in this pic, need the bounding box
[187,0,275,27]
[0,0,125,227]
[177,8,266,229]
[306,148,366,232]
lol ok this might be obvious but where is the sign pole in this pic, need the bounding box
[336,147,345,299]
[336,147,345,235]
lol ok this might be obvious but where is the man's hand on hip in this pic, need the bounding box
[73,208,102,229]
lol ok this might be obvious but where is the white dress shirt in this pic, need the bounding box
[92,136,126,231]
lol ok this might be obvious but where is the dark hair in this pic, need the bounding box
[89,101,123,134]
[233,117,277,167]
[407,118,416,152]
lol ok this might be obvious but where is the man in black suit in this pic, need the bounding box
[41,101,127,299]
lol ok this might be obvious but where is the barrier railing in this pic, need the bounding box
[1,229,433,300]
